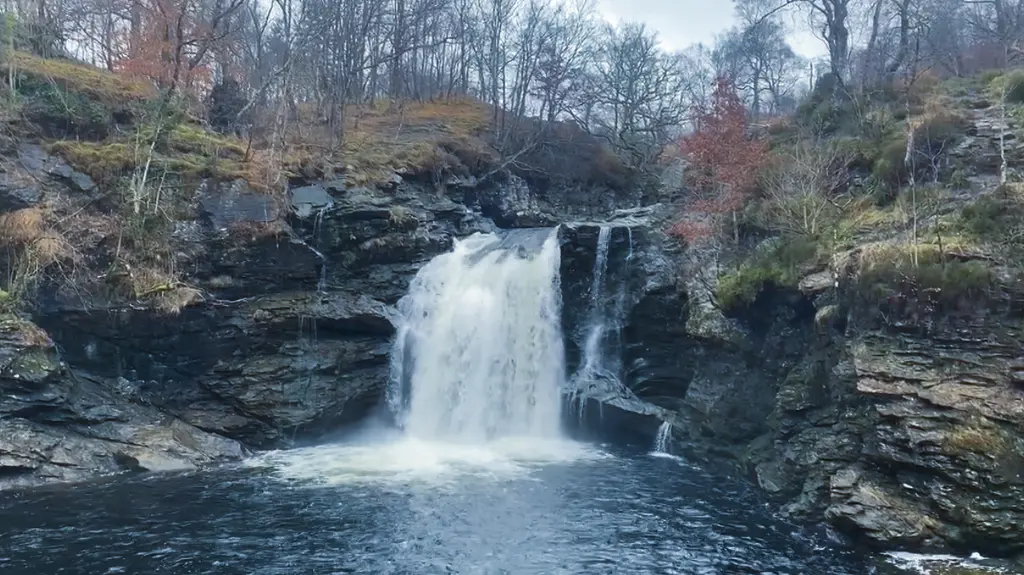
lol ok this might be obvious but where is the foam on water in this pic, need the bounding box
[251,436,608,486]
[884,551,1010,574]
[254,228,604,484]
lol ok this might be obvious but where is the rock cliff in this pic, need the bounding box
[551,88,1024,556]
[0,128,638,488]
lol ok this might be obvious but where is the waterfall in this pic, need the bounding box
[652,422,672,455]
[314,206,330,293]
[577,226,613,382]
[389,229,565,442]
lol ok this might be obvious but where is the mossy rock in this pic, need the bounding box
[3,346,61,383]
[12,51,152,102]
[716,238,823,312]
[18,74,115,139]
[12,52,154,139]
[854,242,996,307]
[943,422,1014,457]
[988,69,1024,104]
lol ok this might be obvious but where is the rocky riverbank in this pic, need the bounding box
[5,52,1024,563]
[554,88,1024,557]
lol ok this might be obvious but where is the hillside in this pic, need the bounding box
[651,70,1024,556]
[707,71,1024,316]
[0,53,643,490]
[0,53,638,316]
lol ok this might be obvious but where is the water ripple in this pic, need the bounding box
[0,442,1003,575]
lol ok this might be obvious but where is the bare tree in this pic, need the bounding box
[714,15,800,116]
[737,0,853,88]
[761,139,852,237]
[577,23,686,171]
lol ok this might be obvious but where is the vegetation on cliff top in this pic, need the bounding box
[676,68,1024,317]
[0,39,633,314]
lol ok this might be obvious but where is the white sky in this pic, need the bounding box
[595,0,827,59]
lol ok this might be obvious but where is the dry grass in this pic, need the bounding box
[856,241,958,271]
[50,129,265,189]
[283,97,494,186]
[12,51,154,102]
[161,123,249,158]
[49,140,136,183]
[0,206,76,307]
[110,264,200,314]
[153,286,202,315]
[0,207,46,244]
[0,207,73,265]
[5,315,54,347]
[944,423,1013,456]
[226,219,287,241]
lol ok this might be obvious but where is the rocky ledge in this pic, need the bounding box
[562,218,1024,556]
[0,133,644,490]
[0,314,244,489]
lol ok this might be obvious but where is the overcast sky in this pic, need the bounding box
[595,0,826,59]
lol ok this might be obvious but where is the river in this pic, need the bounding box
[0,229,1013,575]
[0,431,894,575]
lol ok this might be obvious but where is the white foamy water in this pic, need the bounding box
[885,551,1010,574]
[390,230,566,441]
[253,229,594,485]
[651,422,673,455]
[576,225,612,383]
[252,437,607,486]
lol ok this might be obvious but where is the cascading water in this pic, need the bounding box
[576,226,613,383]
[566,223,657,432]
[389,229,566,442]
[652,422,672,455]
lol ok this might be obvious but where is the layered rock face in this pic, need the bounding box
[759,278,1024,555]
[0,138,636,489]
[568,221,1024,555]
[0,315,244,490]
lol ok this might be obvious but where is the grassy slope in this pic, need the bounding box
[12,51,496,190]
[0,53,498,313]
[716,71,1024,313]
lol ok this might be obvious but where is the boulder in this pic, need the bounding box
[0,315,245,490]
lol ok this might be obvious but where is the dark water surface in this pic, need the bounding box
[0,438,978,574]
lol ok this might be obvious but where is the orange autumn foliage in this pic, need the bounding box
[672,77,768,242]
[112,0,215,96]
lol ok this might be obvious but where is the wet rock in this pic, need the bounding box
[18,143,96,192]
[825,466,943,548]
[290,183,334,218]
[558,216,696,444]
[0,146,56,209]
[38,292,397,447]
[657,250,1024,555]
[199,178,281,230]
[46,160,96,192]
[0,315,245,490]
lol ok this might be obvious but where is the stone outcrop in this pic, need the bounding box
[0,139,634,489]
[569,222,1024,555]
[550,196,1024,556]
[0,314,244,489]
